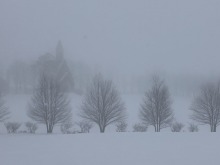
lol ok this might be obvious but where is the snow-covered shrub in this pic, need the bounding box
[77,121,93,133]
[171,122,184,132]
[60,122,73,134]
[4,122,21,134]
[133,123,147,132]
[188,123,199,132]
[25,122,38,134]
[115,121,127,132]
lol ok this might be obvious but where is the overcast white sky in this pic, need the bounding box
[0,0,220,76]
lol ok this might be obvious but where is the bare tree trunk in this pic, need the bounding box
[100,127,105,133]
[213,124,217,132]
[48,128,53,133]
[156,125,160,132]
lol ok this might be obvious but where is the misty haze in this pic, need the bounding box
[0,1,220,165]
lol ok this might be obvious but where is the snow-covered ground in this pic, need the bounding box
[0,93,211,133]
[1,94,219,165]
[0,133,219,165]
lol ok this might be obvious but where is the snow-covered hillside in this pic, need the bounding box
[0,133,219,165]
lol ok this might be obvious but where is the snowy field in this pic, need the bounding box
[0,91,217,165]
[0,133,219,165]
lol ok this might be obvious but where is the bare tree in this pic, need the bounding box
[79,75,126,133]
[190,82,220,132]
[27,75,72,133]
[77,121,93,133]
[171,122,184,132]
[25,122,38,134]
[4,122,21,134]
[0,92,10,122]
[188,123,199,132]
[140,75,173,132]
[133,123,147,132]
[115,121,127,132]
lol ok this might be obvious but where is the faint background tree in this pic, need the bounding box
[0,76,9,94]
[190,82,220,132]
[25,122,38,134]
[115,121,127,132]
[32,41,74,94]
[171,122,184,132]
[188,123,199,132]
[4,122,21,134]
[140,75,173,132]
[133,123,148,132]
[0,91,10,122]
[7,60,32,94]
[79,74,126,133]
[27,75,72,133]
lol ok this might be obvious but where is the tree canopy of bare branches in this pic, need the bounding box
[140,76,173,132]
[27,75,72,133]
[0,92,10,122]
[190,82,220,132]
[79,75,126,133]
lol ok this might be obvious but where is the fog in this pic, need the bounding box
[1,0,220,95]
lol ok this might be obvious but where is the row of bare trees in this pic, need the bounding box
[139,76,220,132]
[1,73,220,133]
[25,74,126,133]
